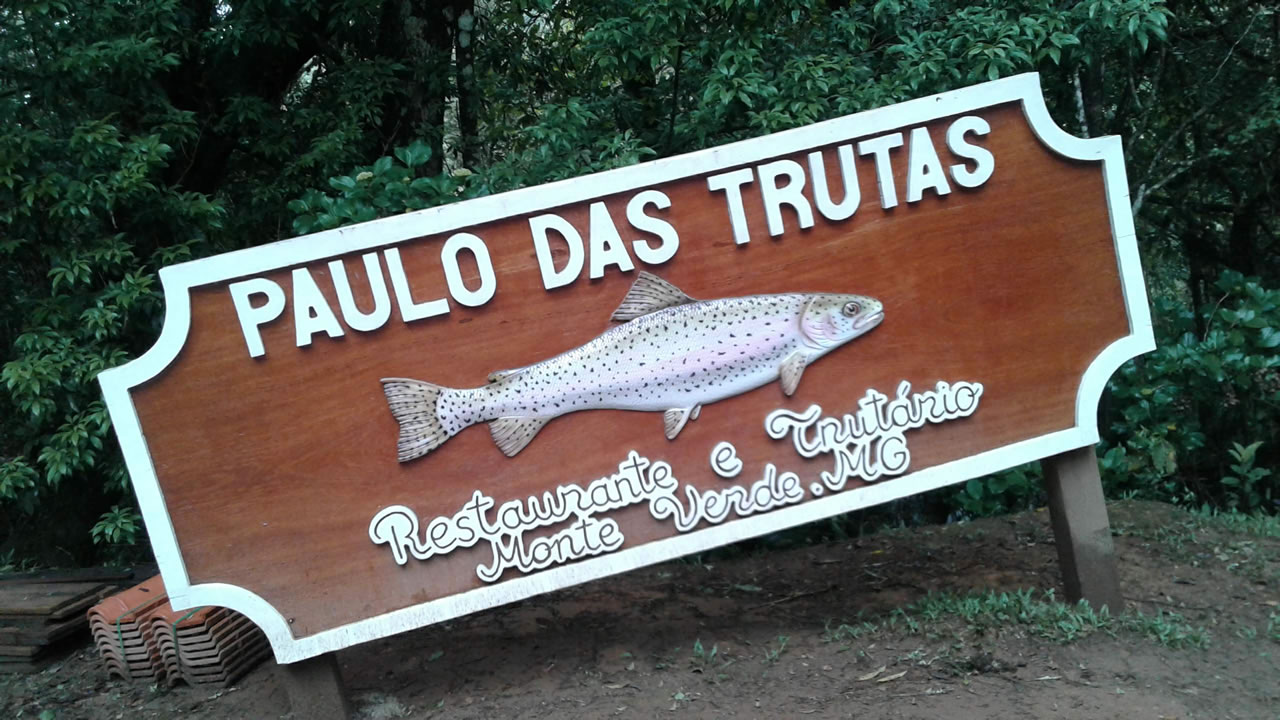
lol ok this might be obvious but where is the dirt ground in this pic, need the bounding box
[5,500,1278,719]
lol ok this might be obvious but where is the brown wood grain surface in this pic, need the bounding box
[130,103,1127,638]
[0,582,107,617]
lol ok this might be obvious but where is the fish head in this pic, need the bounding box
[799,294,884,349]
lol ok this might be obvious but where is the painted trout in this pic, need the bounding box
[383,272,884,461]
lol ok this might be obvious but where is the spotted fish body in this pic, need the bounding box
[383,272,883,461]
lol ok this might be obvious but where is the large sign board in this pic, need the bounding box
[99,74,1152,662]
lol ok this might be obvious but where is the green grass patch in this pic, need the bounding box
[1115,506,1280,547]
[1190,509,1280,539]
[906,589,1115,643]
[823,618,878,644]
[823,589,1211,650]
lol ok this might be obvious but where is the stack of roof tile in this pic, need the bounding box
[87,574,167,681]
[0,579,116,672]
[151,606,273,686]
[88,576,269,687]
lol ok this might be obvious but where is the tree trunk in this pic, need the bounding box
[1226,198,1261,277]
[375,0,453,175]
[454,0,479,169]
[1184,229,1208,338]
[160,1,320,195]
[422,3,454,175]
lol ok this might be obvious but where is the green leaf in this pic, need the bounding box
[1152,439,1178,477]
[395,141,433,168]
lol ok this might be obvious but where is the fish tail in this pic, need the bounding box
[381,378,476,462]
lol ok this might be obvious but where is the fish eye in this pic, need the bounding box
[841,302,860,317]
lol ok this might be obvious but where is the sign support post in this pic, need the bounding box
[1041,446,1124,612]
[278,652,351,719]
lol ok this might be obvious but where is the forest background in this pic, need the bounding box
[1,0,1276,566]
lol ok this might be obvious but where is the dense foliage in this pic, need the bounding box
[2,0,1276,563]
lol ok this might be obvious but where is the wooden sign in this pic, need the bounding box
[99,73,1152,663]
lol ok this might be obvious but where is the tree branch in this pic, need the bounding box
[665,39,684,154]
[1072,69,1088,137]
[1131,46,1165,144]
[1133,161,1194,217]
[1207,11,1262,87]
[1137,103,1211,188]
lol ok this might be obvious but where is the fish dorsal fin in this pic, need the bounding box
[611,271,696,322]
[489,416,550,457]
[487,366,527,383]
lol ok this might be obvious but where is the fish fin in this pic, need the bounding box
[611,271,696,322]
[799,298,841,348]
[779,352,808,396]
[381,378,456,462]
[690,404,701,420]
[489,416,551,457]
[487,366,527,382]
[663,407,697,440]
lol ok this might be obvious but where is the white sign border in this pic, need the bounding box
[98,72,1153,663]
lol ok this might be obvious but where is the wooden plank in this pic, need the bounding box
[0,565,154,585]
[0,658,48,674]
[47,585,114,621]
[100,75,1154,663]
[0,582,106,617]
[129,102,1130,639]
[1042,446,1124,611]
[0,613,87,645]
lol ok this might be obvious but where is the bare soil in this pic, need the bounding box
[5,500,1278,719]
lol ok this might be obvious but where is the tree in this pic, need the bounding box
[3,0,1276,564]
[0,0,478,562]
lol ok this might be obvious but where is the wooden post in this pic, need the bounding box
[278,652,351,720]
[1041,446,1124,612]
